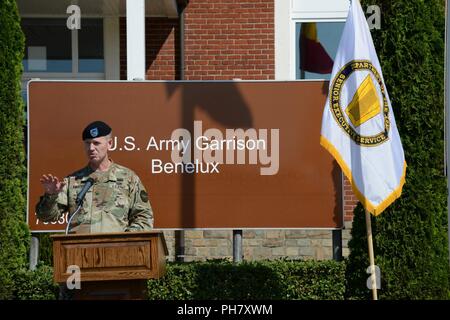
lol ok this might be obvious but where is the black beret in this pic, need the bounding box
[82,121,112,140]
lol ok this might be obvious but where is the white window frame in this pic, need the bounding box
[275,0,349,80]
[290,18,346,80]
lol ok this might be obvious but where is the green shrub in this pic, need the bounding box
[148,259,346,300]
[346,0,449,299]
[13,265,58,300]
[0,0,30,299]
[8,260,346,300]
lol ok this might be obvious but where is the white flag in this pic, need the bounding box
[320,0,406,216]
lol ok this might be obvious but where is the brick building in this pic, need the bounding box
[19,0,357,261]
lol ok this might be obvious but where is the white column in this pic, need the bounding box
[104,17,120,80]
[29,236,39,271]
[274,0,291,80]
[72,29,78,75]
[126,0,146,80]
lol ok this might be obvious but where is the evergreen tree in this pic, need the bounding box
[346,0,449,299]
[0,0,30,299]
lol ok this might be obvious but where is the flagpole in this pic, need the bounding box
[365,209,378,300]
[361,0,380,295]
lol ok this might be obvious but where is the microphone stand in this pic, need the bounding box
[65,202,83,235]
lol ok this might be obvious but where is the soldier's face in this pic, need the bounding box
[83,136,112,164]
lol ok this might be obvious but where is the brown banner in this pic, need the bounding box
[27,81,342,231]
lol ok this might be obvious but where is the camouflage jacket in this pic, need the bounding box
[36,162,154,233]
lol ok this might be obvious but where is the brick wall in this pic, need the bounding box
[343,176,358,221]
[120,17,180,80]
[183,0,275,80]
[120,0,275,81]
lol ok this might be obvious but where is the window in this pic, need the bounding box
[21,18,104,76]
[274,0,349,80]
[22,18,72,73]
[78,19,104,73]
[295,22,345,80]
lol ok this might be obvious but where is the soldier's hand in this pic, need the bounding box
[39,174,66,195]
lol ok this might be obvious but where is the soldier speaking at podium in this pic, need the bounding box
[36,121,154,233]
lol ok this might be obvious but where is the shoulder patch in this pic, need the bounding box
[140,190,149,202]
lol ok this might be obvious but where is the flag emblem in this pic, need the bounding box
[346,74,380,128]
[329,60,390,147]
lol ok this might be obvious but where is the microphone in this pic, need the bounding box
[76,178,95,206]
[66,177,95,234]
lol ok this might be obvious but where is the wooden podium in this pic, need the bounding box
[51,231,168,300]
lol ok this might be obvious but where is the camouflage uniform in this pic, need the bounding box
[36,162,153,233]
